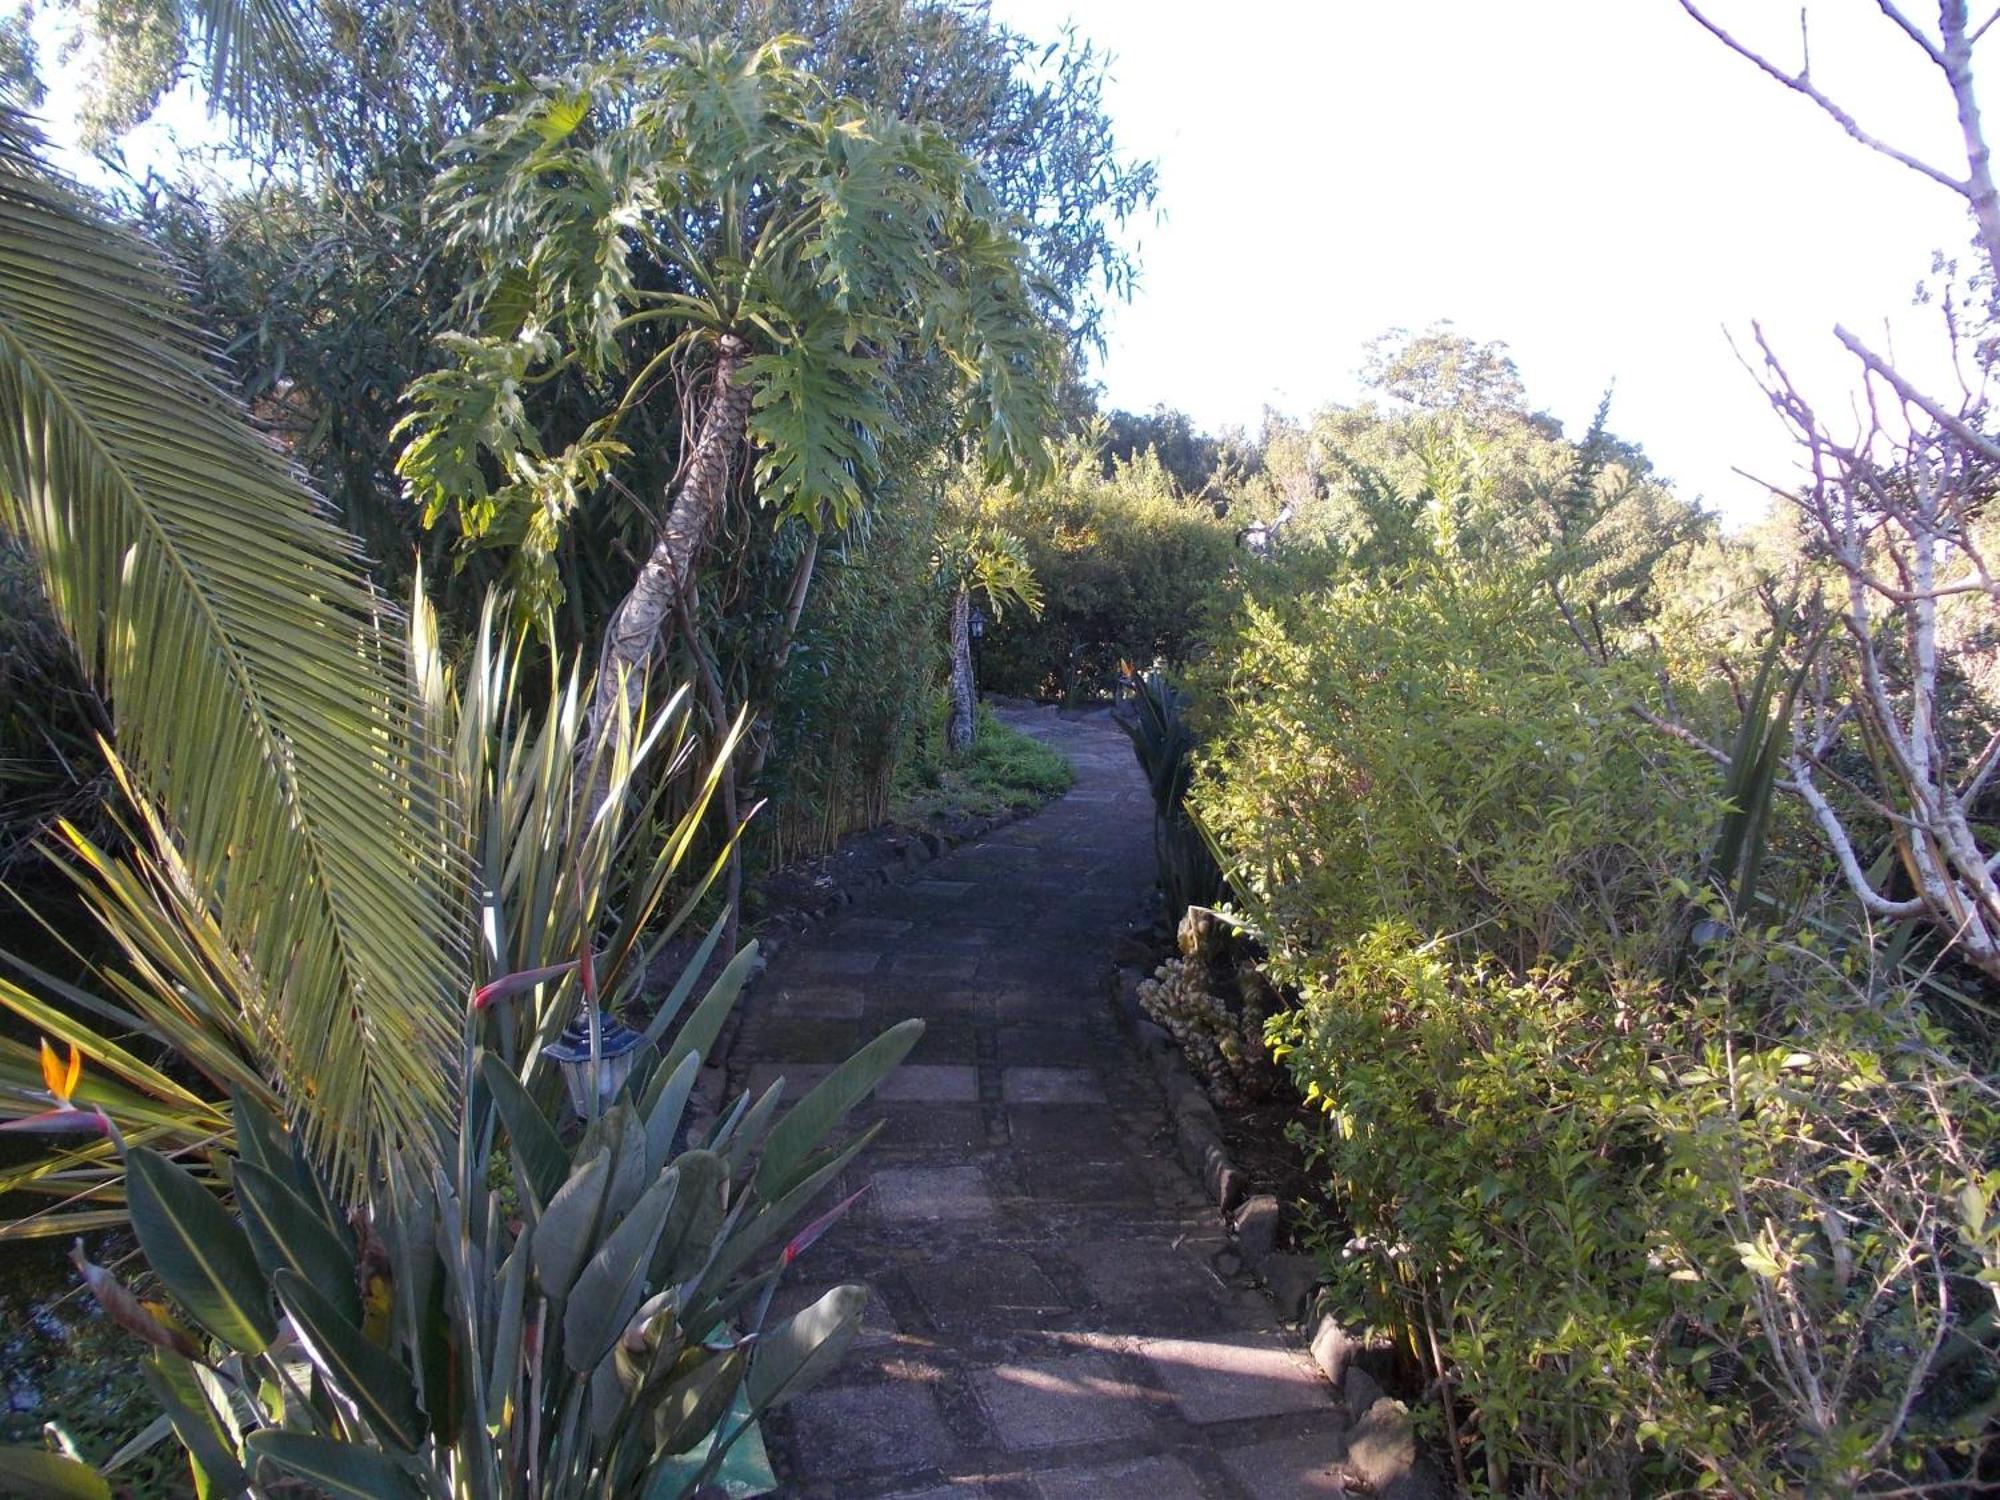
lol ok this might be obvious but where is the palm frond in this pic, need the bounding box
[0,123,462,1179]
[189,0,318,144]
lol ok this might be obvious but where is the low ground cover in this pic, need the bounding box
[891,701,1074,828]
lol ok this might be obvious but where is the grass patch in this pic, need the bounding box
[893,701,1073,826]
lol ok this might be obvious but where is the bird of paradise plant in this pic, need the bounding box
[0,571,736,1238]
[0,573,925,1493]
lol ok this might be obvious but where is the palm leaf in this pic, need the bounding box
[189,0,316,143]
[0,121,462,1180]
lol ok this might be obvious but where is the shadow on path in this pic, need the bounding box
[738,706,1349,1498]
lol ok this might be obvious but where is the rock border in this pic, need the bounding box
[1107,959,1447,1500]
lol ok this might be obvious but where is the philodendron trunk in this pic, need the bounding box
[582,334,753,805]
[947,586,976,754]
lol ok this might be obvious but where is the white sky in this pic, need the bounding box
[990,0,1989,522]
[27,1,1993,524]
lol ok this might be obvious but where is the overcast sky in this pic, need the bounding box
[988,0,1987,522]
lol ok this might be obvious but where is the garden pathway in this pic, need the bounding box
[736,706,1349,1498]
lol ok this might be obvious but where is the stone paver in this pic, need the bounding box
[1134,1334,1334,1424]
[971,1352,1157,1450]
[874,1064,982,1103]
[873,1164,997,1221]
[734,706,1346,1497]
[1037,1455,1209,1499]
[1217,1431,1353,1498]
[1000,1066,1108,1105]
[785,1383,957,1478]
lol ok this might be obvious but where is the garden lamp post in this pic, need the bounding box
[545,1009,644,1119]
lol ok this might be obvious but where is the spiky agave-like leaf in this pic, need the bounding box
[0,118,462,1180]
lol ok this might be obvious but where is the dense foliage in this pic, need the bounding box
[1200,569,1710,979]
[976,444,1239,700]
[1185,359,1999,1492]
[4,0,1156,879]
[5,2,1997,1494]
[0,7,1151,1480]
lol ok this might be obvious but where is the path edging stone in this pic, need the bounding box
[1106,956,1446,1500]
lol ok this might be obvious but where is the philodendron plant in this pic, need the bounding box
[8,962,918,1500]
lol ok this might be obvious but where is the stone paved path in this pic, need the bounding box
[737,707,1349,1498]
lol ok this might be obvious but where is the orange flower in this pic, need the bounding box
[39,1038,81,1104]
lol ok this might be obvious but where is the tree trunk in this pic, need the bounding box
[678,589,743,962]
[947,586,976,755]
[581,333,753,809]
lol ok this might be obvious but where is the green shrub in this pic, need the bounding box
[1198,562,1997,1494]
[756,497,943,867]
[1193,563,1715,981]
[977,448,1239,702]
[1273,921,1994,1495]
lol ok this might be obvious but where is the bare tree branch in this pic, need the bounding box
[1938,0,2000,273]
[1874,0,1946,65]
[1668,3,2000,987]
[1677,0,1973,198]
[1834,324,2000,462]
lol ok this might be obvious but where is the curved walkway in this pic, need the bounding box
[739,706,1349,1498]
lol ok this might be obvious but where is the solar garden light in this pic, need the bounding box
[546,1007,644,1119]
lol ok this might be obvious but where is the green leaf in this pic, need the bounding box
[233,1160,360,1327]
[660,942,759,1081]
[743,321,883,523]
[714,1080,787,1181]
[533,1146,611,1301]
[746,1284,865,1411]
[757,1019,921,1199]
[227,1085,296,1193]
[139,1356,249,1500]
[600,1105,652,1223]
[650,1149,728,1287]
[272,1270,425,1452]
[535,92,591,144]
[650,1347,746,1458]
[1733,1243,1784,1280]
[480,1051,568,1216]
[642,1051,700,1176]
[0,1448,111,1500]
[0,136,463,1184]
[564,1167,680,1373]
[485,1226,534,1422]
[244,1433,424,1500]
[125,1147,275,1354]
[641,910,731,1050]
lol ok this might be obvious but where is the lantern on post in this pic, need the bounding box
[545,1009,644,1119]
